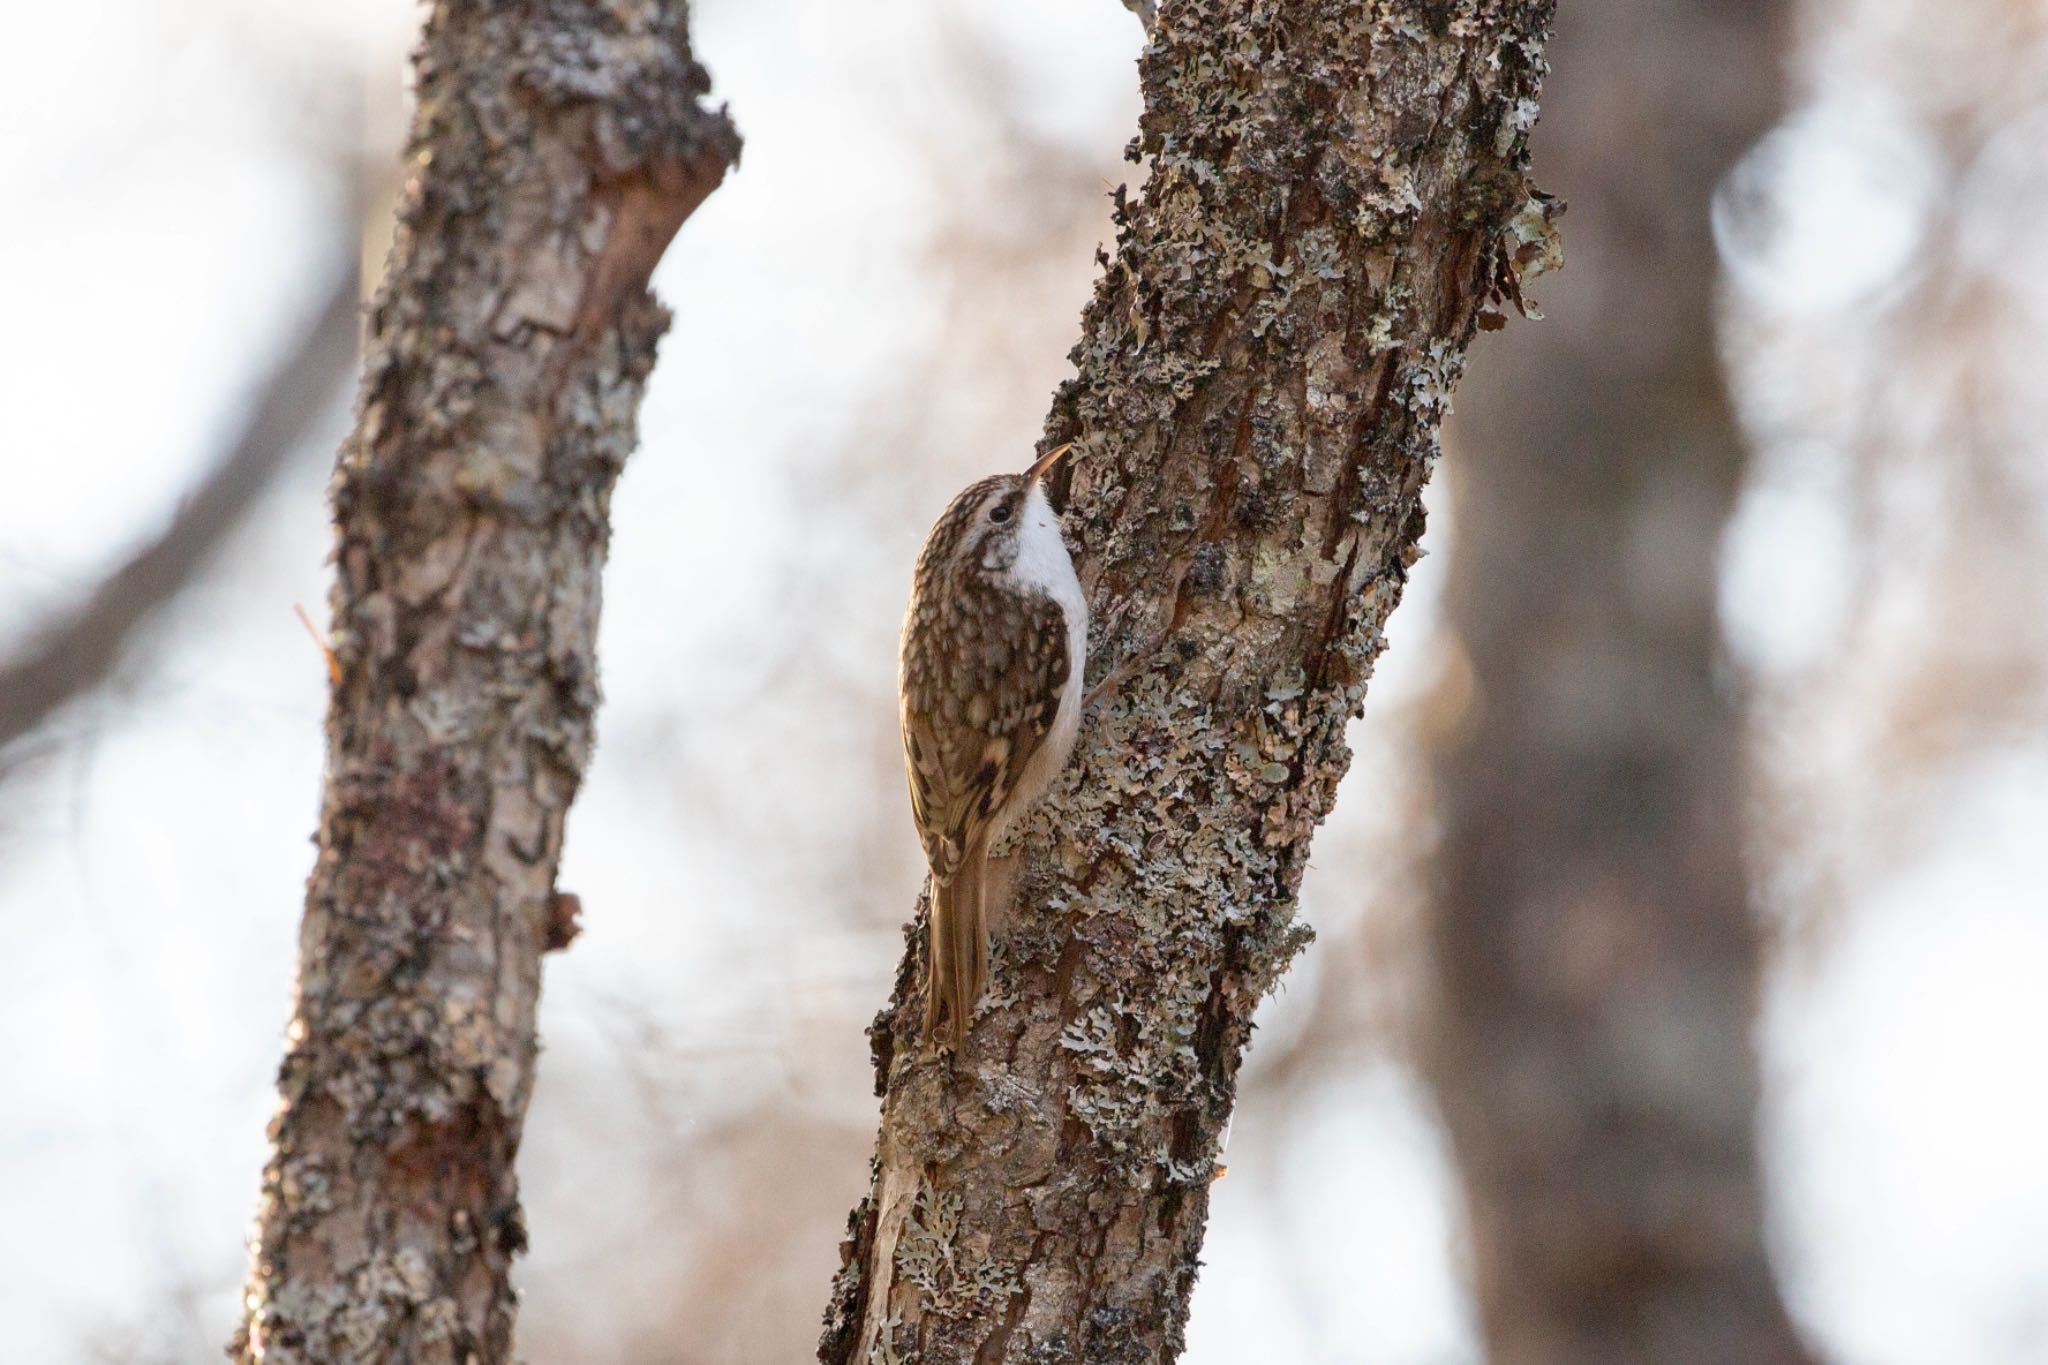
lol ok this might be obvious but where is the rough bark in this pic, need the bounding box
[822,3,1555,1361]
[231,4,737,1362]
[1421,2,1811,1362]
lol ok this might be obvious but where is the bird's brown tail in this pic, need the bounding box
[925,848,988,1048]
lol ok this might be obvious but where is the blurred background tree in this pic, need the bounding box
[1420,0,1813,1359]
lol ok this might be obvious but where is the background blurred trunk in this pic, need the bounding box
[821,4,1556,1362]
[229,4,737,1362]
[1421,2,1811,1361]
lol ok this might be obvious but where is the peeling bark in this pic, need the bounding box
[231,4,737,1362]
[1422,1,1812,1362]
[823,3,1555,1361]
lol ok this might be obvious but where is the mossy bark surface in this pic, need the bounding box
[232,3,736,1361]
[823,3,1556,1361]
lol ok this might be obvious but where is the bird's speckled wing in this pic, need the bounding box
[901,586,1071,879]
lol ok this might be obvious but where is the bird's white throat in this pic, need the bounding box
[997,480,1089,832]
[1009,483,1087,632]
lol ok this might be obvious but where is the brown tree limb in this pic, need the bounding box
[0,267,358,755]
[822,3,1556,1361]
[229,3,738,1362]
[1421,1,1813,1361]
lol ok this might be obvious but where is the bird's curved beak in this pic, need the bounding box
[1023,442,1073,488]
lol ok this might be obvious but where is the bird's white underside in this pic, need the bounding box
[997,481,1088,833]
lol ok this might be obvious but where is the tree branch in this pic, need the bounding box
[230,3,738,1361]
[0,267,357,755]
[823,3,1556,1361]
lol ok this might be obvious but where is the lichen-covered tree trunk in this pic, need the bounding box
[1421,1,1812,1362]
[231,4,737,1361]
[822,4,1555,1361]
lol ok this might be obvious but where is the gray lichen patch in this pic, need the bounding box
[896,1182,1023,1317]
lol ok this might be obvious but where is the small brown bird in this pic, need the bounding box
[900,443,1088,1047]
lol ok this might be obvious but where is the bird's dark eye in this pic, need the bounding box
[988,500,1013,524]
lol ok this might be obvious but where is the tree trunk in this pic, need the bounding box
[231,5,736,1362]
[1421,1,1811,1362]
[822,4,1555,1361]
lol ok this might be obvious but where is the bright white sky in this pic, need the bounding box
[1,2,2044,1362]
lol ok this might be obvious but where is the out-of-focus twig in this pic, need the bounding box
[0,262,358,753]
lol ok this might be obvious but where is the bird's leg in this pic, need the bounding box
[1084,662,1135,711]
[1085,537,1208,712]
[1085,633,1174,710]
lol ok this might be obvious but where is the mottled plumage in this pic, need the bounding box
[900,449,1086,1047]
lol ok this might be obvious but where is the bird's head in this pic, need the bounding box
[930,443,1072,576]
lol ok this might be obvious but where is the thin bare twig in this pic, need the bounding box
[0,264,358,753]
